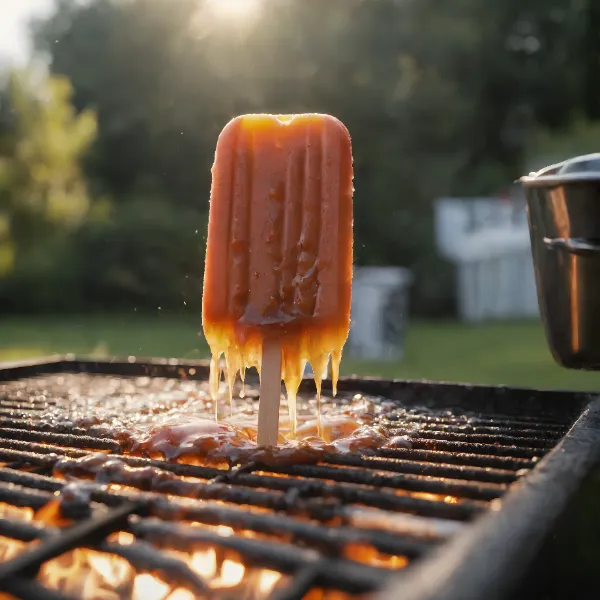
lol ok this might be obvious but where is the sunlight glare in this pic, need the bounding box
[206,0,262,20]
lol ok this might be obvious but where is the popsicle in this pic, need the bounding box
[202,113,354,445]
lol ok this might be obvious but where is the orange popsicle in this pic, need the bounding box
[202,114,354,441]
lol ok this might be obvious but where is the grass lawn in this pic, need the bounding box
[1,315,600,391]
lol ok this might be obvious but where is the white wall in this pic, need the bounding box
[436,197,540,322]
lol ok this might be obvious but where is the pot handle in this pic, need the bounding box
[544,237,600,256]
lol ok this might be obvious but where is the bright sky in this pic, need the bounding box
[0,0,264,66]
[0,0,54,65]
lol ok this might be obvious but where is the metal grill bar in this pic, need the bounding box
[0,519,210,595]
[2,578,73,600]
[387,428,557,449]
[344,507,466,539]
[0,433,533,483]
[0,428,121,453]
[398,423,564,438]
[0,414,562,447]
[0,482,53,509]
[0,440,89,460]
[148,492,450,549]
[0,406,56,413]
[393,438,541,458]
[0,502,139,584]
[0,517,49,542]
[94,468,484,519]
[271,564,318,600]
[0,506,390,597]
[321,454,521,484]
[130,517,387,594]
[0,438,526,499]
[0,420,542,467]
[0,401,55,410]
[0,418,95,436]
[0,468,62,492]
[0,467,440,558]
[378,448,536,470]
[0,361,585,600]
[5,444,502,506]
[100,539,209,594]
[0,457,485,522]
[0,468,443,551]
[0,441,222,478]
[383,414,568,430]
[141,502,439,557]
[0,410,51,419]
[253,464,507,501]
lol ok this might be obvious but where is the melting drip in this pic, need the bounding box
[56,415,388,471]
[206,321,346,439]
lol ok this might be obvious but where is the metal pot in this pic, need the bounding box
[521,154,600,369]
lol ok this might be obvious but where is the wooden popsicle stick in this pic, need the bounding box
[257,338,282,446]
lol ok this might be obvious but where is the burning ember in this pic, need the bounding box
[37,544,282,600]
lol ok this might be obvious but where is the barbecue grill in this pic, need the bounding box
[0,356,598,600]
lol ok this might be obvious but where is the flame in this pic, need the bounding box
[0,503,33,521]
[107,531,135,545]
[258,569,281,594]
[215,525,234,536]
[343,543,408,570]
[216,558,245,587]
[375,554,409,569]
[409,492,447,502]
[304,590,360,600]
[191,548,218,579]
[190,549,246,587]
[0,536,26,561]
[132,574,170,600]
[39,550,88,596]
[34,498,72,526]
[0,494,391,600]
[183,548,281,594]
[34,543,286,600]
[0,532,280,599]
[37,548,137,599]
[166,590,195,600]
[187,522,236,536]
[87,552,131,588]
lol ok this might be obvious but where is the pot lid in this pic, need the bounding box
[520,153,600,186]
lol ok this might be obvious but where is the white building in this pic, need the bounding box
[435,196,539,322]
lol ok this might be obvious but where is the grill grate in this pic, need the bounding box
[0,358,594,600]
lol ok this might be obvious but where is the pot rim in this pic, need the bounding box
[520,154,600,187]
[519,172,600,187]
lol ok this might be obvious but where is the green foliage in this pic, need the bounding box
[72,197,205,312]
[526,116,600,171]
[0,70,96,227]
[0,197,205,314]
[0,69,97,283]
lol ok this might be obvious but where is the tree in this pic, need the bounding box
[27,0,600,316]
[0,69,96,276]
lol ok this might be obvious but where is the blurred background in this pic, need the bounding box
[1,0,600,390]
